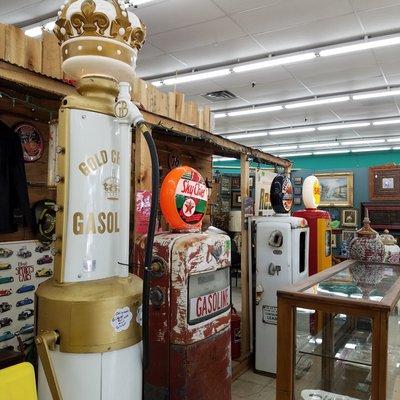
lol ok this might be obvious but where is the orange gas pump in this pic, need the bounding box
[294,175,332,275]
[139,166,232,400]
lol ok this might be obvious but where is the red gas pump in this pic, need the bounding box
[139,166,232,400]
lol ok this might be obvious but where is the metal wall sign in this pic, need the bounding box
[262,305,277,325]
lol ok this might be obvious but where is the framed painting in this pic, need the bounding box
[369,165,400,201]
[315,172,354,207]
[341,209,358,228]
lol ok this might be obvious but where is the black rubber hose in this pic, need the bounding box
[141,126,160,384]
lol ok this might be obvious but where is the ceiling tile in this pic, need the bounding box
[0,0,61,24]
[169,37,264,70]
[231,0,354,35]
[149,17,246,53]
[136,54,187,77]
[255,14,362,54]
[212,0,281,14]
[132,0,225,35]
[350,0,400,12]
[357,5,400,32]
[139,42,165,60]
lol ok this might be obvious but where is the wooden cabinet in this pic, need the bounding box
[276,260,400,400]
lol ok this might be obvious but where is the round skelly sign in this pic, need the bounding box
[270,174,293,214]
[303,175,321,209]
[160,166,208,231]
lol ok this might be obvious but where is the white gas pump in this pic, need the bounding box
[35,2,153,400]
[253,175,310,375]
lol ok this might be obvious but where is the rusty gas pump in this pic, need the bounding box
[138,166,232,400]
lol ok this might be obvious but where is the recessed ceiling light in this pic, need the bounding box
[317,122,370,131]
[351,147,391,153]
[313,149,351,155]
[262,145,298,152]
[269,127,316,136]
[353,89,400,100]
[373,119,400,126]
[279,152,312,157]
[232,52,316,73]
[227,132,268,140]
[299,142,340,149]
[341,139,385,146]
[319,36,400,57]
[285,96,350,109]
[227,105,283,117]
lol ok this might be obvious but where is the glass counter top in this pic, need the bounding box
[302,262,400,301]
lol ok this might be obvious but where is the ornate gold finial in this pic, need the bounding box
[54,0,146,51]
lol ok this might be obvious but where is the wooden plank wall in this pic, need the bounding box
[0,23,212,131]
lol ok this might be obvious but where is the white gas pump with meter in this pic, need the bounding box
[253,175,309,375]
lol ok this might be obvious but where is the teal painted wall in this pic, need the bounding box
[213,150,400,173]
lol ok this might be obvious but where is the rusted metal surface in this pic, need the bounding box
[142,232,232,400]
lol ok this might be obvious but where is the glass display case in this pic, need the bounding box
[276,260,400,400]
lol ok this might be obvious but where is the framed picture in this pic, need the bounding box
[342,230,356,243]
[369,165,400,201]
[331,234,337,248]
[341,209,358,227]
[231,176,240,190]
[232,192,242,208]
[294,177,303,185]
[294,187,302,196]
[14,122,44,162]
[315,172,354,207]
[220,196,231,213]
[294,197,302,205]
[220,176,231,195]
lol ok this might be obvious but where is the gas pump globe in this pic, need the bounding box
[35,1,147,400]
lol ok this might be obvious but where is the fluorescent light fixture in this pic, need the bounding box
[351,147,391,153]
[227,132,268,140]
[233,52,315,73]
[24,19,56,37]
[279,152,313,157]
[393,146,400,150]
[213,157,236,162]
[317,122,370,131]
[262,145,298,152]
[320,36,400,57]
[227,105,283,117]
[269,127,316,136]
[153,68,231,86]
[353,88,400,100]
[214,113,227,119]
[313,149,351,155]
[285,96,350,109]
[299,142,340,149]
[373,118,400,126]
[341,139,385,146]
[128,0,157,5]
[388,137,400,143]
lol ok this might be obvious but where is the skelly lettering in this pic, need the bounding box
[73,212,120,235]
[78,150,120,176]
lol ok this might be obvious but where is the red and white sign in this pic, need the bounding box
[189,287,230,322]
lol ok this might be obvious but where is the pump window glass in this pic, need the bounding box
[188,268,230,325]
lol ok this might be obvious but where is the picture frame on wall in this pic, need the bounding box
[294,177,303,185]
[220,176,231,195]
[294,197,302,205]
[294,187,302,196]
[331,234,337,248]
[369,165,400,201]
[342,229,357,243]
[315,172,354,207]
[232,192,242,208]
[231,176,240,190]
[341,209,358,228]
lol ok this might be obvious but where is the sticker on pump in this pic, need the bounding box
[188,268,231,325]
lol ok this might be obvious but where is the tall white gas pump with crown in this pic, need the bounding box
[34,1,149,399]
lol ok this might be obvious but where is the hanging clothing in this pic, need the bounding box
[0,120,31,233]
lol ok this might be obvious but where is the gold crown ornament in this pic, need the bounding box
[54,0,146,82]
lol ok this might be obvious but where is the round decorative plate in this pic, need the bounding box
[14,122,44,162]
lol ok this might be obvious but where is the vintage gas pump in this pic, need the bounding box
[34,1,154,400]
[294,175,332,275]
[253,175,309,375]
[140,166,232,400]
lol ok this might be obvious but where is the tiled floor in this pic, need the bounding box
[232,370,276,400]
